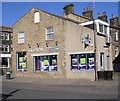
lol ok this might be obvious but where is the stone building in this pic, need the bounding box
[110,16,120,72]
[12,4,113,80]
[0,26,12,75]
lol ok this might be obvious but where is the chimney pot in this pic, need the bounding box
[98,12,100,17]
[89,6,92,10]
[102,12,106,16]
[86,7,88,11]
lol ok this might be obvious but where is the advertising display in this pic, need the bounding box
[17,52,27,71]
[51,59,57,71]
[43,59,49,71]
[71,53,95,71]
[80,58,86,70]
[71,58,78,70]
[88,58,95,70]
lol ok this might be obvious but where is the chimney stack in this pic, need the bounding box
[82,6,93,19]
[63,3,74,16]
[98,11,108,22]
[110,16,119,27]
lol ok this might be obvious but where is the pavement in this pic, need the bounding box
[1,75,119,100]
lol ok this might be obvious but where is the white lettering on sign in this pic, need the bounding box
[28,46,59,52]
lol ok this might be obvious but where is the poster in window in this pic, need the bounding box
[51,59,57,71]
[43,59,49,71]
[71,58,78,70]
[88,58,95,70]
[19,57,26,71]
[80,58,86,70]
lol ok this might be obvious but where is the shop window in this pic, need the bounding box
[45,27,54,40]
[42,56,49,71]
[71,54,78,70]
[88,53,95,70]
[34,11,40,23]
[79,54,86,70]
[70,53,95,71]
[49,55,57,71]
[34,55,57,72]
[16,52,27,72]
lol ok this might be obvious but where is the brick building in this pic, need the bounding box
[12,4,113,80]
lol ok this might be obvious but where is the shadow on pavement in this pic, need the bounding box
[1,89,20,101]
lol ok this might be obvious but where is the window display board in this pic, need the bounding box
[17,52,27,71]
[71,55,78,70]
[50,55,57,71]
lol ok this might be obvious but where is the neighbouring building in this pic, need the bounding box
[12,4,113,80]
[0,26,12,75]
[110,16,120,72]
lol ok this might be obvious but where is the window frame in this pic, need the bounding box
[34,11,40,23]
[1,45,9,52]
[115,32,118,41]
[16,52,27,72]
[18,32,25,44]
[45,27,54,41]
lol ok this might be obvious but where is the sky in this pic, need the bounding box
[1,2,119,27]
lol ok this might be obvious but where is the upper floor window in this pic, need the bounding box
[0,33,9,40]
[18,32,25,44]
[1,45,9,52]
[45,27,54,40]
[99,23,108,35]
[115,32,118,41]
[34,11,40,23]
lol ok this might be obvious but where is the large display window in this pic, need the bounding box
[34,55,57,72]
[16,52,27,72]
[71,53,95,71]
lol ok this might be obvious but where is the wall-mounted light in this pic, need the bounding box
[55,41,58,46]
[28,44,31,48]
[46,42,48,47]
[37,43,39,47]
